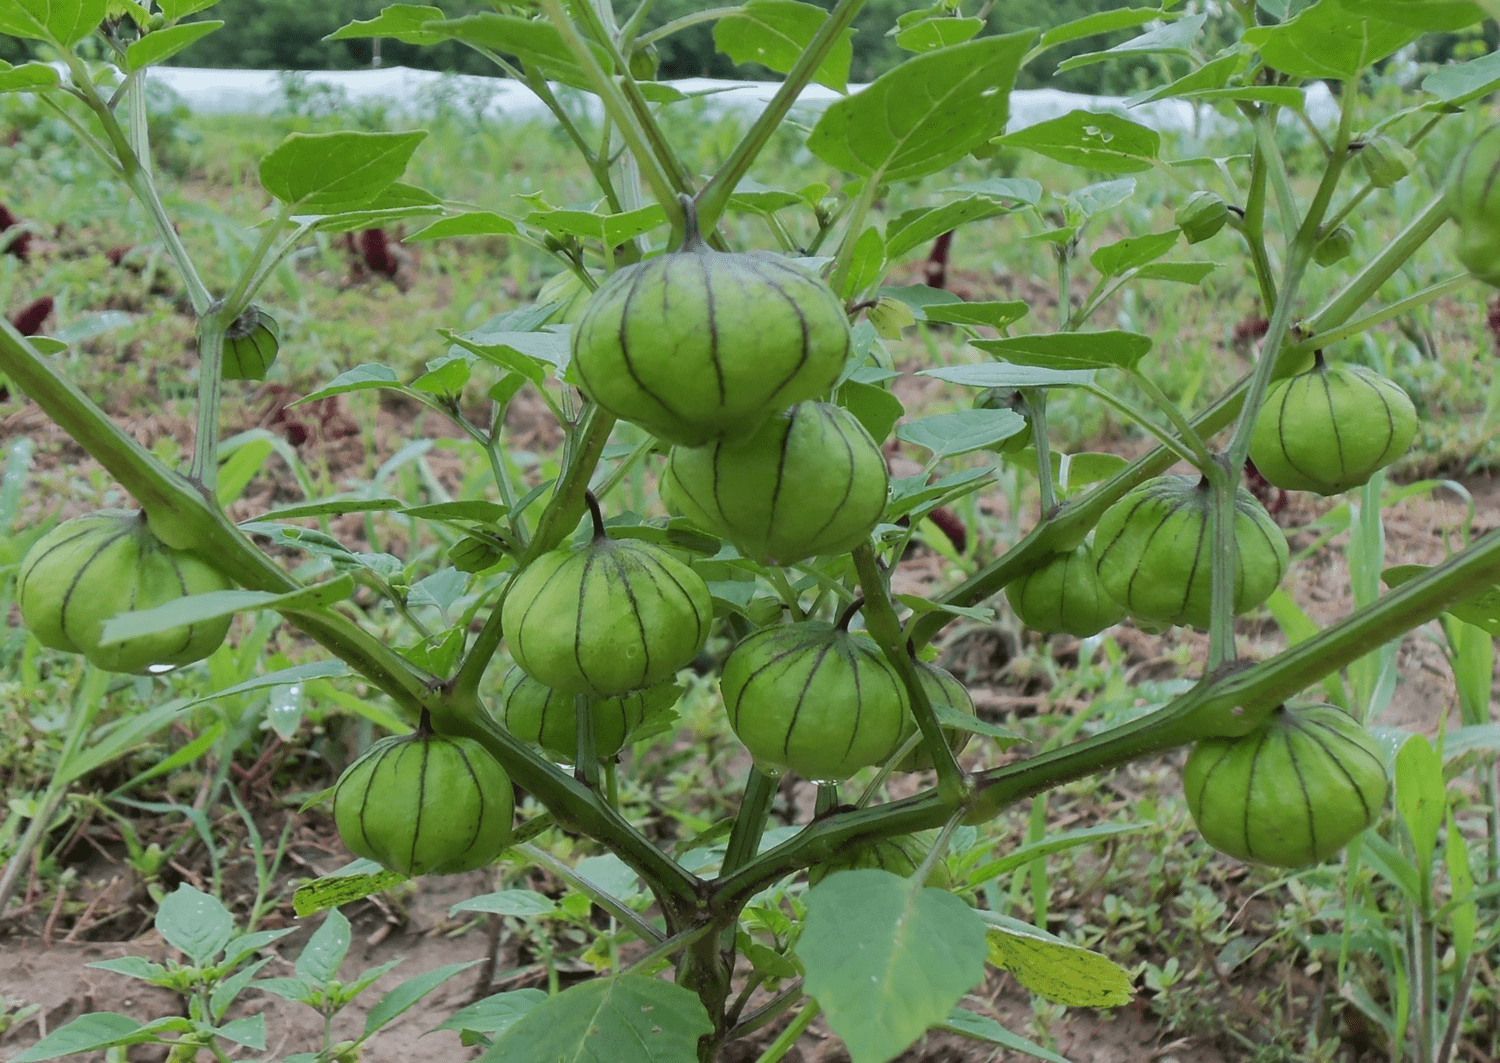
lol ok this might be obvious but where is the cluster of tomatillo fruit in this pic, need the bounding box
[22,145,1483,877]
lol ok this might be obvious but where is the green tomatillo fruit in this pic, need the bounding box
[1445,122,1500,286]
[222,305,281,381]
[1092,476,1288,630]
[807,836,952,889]
[1005,545,1125,638]
[1313,224,1355,267]
[662,401,888,565]
[893,660,975,773]
[333,715,515,876]
[1249,353,1417,495]
[18,509,233,674]
[720,616,908,781]
[974,388,1033,453]
[494,664,679,762]
[1182,703,1389,867]
[1175,190,1230,244]
[501,495,712,696]
[1358,134,1416,189]
[571,209,851,447]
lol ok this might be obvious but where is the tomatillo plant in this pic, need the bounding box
[6,2,1500,1062]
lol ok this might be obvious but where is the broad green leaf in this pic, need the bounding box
[1339,0,1482,30]
[1058,14,1207,73]
[326,4,448,45]
[886,467,995,519]
[364,961,481,1037]
[404,500,511,523]
[409,211,521,241]
[1066,177,1136,216]
[933,703,1023,744]
[1174,85,1305,107]
[528,204,667,245]
[714,0,852,92]
[799,870,988,1063]
[259,131,426,213]
[1384,564,1500,636]
[838,380,905,443]
[972,331,1151,372]
[442,327,567,383]
[922,301,1030,329]
[158,0,219,18]
[86,956,168,982]
[157,884,234,966]
[98,576,355,646]
[1134,261,1218,284]
[436,990,547,1038]
[449,890,558,919]
[1423,48,1500,107]
[1394,733,1444,874]
[808,32,1033,184]
[947,176,1044,206]
[214,1016,266,1051]
[897,409,1027,458]
[1243,0,1421,80]
[1444,722,1500,760]
[296,910,351,985]
[843,225,886,297]
[995,111,1159,173]
[0,0,106,45]
[299,363,401,402]
[885,196,1014,260]
[125,20,222,69]
[1089,230,1179,278]
[293,867,406,917]
[983,915,1134,1007]
[939,1007,1070,1063]
[293,182,445,234]
[1039,6,1164,49]
[918,363,1095,389]
[1446,808,1477,957]
[12,1014,145,1062]
[421,14,606,91]
[480,975,713,1063]
[895,14,983,53]
[0,60,60,91]
[1127,53,1243,105]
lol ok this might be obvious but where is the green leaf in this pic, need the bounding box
[1066,177,1137,217]
[421,13,606,91]
[292,867,407,917]
[12,1014,147,1062]
[995,111,1159,174]
[125,20,221,69]
[436,989,548,1039]
[156,884,235,966]
[86,956,169,983]
[972,331,1151,372]
[714,0,852,92]
[1394,733,1444,875]
[0,0,106,45]
[1423,48,1500,107]
[1038,6,1165,49]
[838,380,905,444]
[886,467,995,520]
[97,576,355,647]
[1338,0,1482,30]
[479,975,713,1063]
[897,409,1027,458]
[409,211,521,241]
[967,824,1148,886]
[442,326,567,383]
[1134,260,1218,284]
[921,301,1030,329]
[1090,230,1180,278]
[1058,14,1206,73]
[449,890,558,919]
[895,14,982,52]
[799,870,988,1063]
[939,1007,1071,1063]
[1127,53,1243,105]
[326,4,448,45]
[933,703,1023,744]
[808,32,1033,184]
[528,205,667,246]
[0,60,60,91]
[885,196,1015,261]
[259,131,426,213]
[213,1016,266,1051]
[982,915,1134,1007]
[293,182,445,234]
[158,0,219,19]
[1176,85,1306,107]
[843,225,886,297]
[918,363,1095,389]
[1243,0,1421,80]
[364,960,481,1037]
[1384,564,1500,636]
[296,910,351,986]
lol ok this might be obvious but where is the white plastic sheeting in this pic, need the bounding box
[140,65,1340,135]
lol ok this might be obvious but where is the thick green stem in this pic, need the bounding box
[1288,275,1469,357]
[1206,459,1238,668]
[188,311,229,489]
[850,545,967,806]
[752,1002,820,1063]
[1023,388,1057,513]
[695,0,869,236]
[721,768,778,878]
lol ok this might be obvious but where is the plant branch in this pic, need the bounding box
[516,842,665,943]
